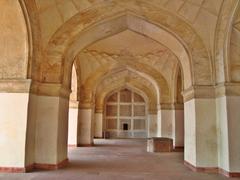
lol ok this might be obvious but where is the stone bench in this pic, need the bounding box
[147,137,173,152]
[103,131,110,139]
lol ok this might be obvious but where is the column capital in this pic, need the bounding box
[95,108,103,113]
[31,82,71,99]
[182,85,215,102]
[148,109,158,115]
[0,79,31,93]
[173,103,184,110]
[78,102,94,109]
[215,83,240,97]
[160,103,174,110]
[69,100,79,108]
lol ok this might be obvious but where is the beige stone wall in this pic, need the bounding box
[0,1,29,79]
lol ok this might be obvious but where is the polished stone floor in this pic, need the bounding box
[0,139,237,180]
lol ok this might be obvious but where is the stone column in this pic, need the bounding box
[183,87,218,171]
[68,100,79,147]
[216,84,240,177]
[0,79,33,172]
[148,109,158,137]
[77,103,94,146]
[159,104,174,139]
[33,83,70,170]
[94,109,103,138]
[172,104,184,148]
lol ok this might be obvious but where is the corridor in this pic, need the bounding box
[0,139,235,180]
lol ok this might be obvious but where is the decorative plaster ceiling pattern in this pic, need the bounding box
[79,48,177,85]
[87,30,169,55]
[77,30,178,86]
[38,1,213,88]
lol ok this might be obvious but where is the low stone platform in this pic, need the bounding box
[147,137,173,152]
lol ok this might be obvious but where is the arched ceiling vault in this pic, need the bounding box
[20,0,240,97]
[95,70,158,112]
[77,58,173,104]
[34,1,214,90]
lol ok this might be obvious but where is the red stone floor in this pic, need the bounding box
[0,139,238,180]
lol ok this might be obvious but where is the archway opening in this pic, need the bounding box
[67,65,79,147]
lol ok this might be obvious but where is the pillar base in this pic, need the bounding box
[77,143,93,147]
[184,161,218,173]
[68,144,77,148]
[0,164,34,173]
[184,161,240,178]
[0,159,69,173]
[34,158,68,170]
[219,169,240,178]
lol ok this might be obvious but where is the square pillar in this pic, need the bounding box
[183,87,218,172]
[34,94,69,169]
[184,98,218,170]
[94,110,103,138]
[216,84,240,177]
[159,105,173,138]
[148,111,158,138]
[77,105,94,146]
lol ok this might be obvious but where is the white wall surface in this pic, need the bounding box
[160,110,173,138]
[184,99,218,167]
[0,93,29,167]
[226,96,240,172]
[216,96,230,171]
[34,96,69,164]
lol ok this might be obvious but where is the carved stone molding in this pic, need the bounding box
[0,79,31,93]
[69,100,79,109]
[30,82,71,98]
[182,85,216,102]
[78,102,94,109]
[215,83,240,97]
[183,83,240,102]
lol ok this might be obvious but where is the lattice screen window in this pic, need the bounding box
[105,89,147,138]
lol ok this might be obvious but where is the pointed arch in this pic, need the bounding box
[41,1,212,90]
